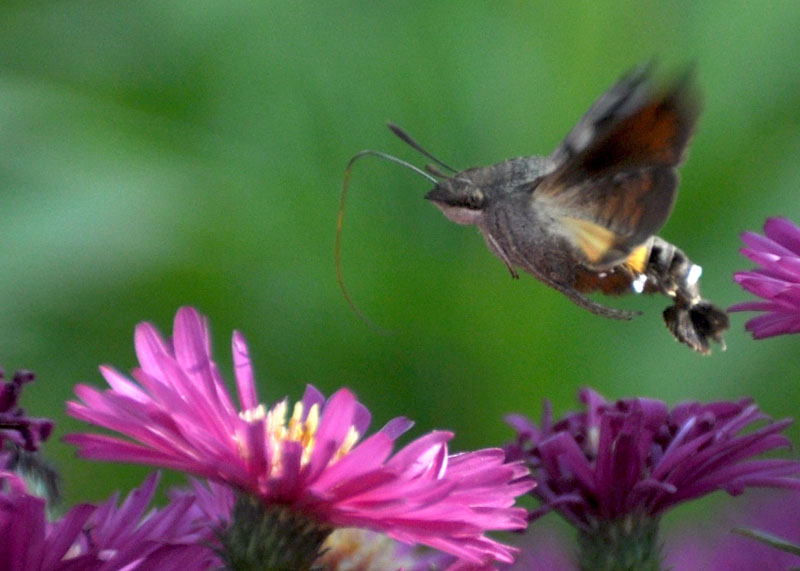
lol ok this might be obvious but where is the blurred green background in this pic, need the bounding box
[1,0,799,527]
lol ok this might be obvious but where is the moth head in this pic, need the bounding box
[425,178,486,225]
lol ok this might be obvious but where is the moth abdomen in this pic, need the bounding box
[643,236,729,353]
[570,234,728,353]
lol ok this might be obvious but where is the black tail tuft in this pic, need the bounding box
[663,301,729,355]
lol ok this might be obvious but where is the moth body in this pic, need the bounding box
[340,64,730,353]
[421,66,728,353]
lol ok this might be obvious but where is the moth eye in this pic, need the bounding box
[465,189,485,209]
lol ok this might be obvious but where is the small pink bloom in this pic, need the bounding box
[730,217,800,338]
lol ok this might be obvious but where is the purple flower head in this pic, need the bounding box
[0,472,96,571]
[76,471,222,570]
[66,306,533,565]
[729,217,800,338]
[505,388,800,532]
[0,471,221,570]
[172,477,235,530]
[0,368,54,453]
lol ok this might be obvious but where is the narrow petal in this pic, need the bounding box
[732,217,800,339]
[232,331,258,411]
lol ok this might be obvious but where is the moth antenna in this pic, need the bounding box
[387,123,458,173]
[336,150,438,332]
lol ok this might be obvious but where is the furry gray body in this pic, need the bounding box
[428,156,635,318]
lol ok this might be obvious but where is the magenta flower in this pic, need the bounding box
[506,388,800,527]
[1,473,96,571]
[172,477,234,531]
[505,388,800,570]
[66,306,533,566]
[77,472,221,570]
[0,471,221,570]
[730,217,800,338]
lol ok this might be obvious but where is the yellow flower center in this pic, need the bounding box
[239,399,360,476]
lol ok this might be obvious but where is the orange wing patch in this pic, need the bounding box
[561,217,618,264]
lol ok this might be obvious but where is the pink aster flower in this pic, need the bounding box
[505,388,800,570]
[66,306,533,567]
[729,217,800,338]
[0,471,221,570]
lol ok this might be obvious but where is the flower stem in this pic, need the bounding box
[220,495,333,571]
[577,516,662,571]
